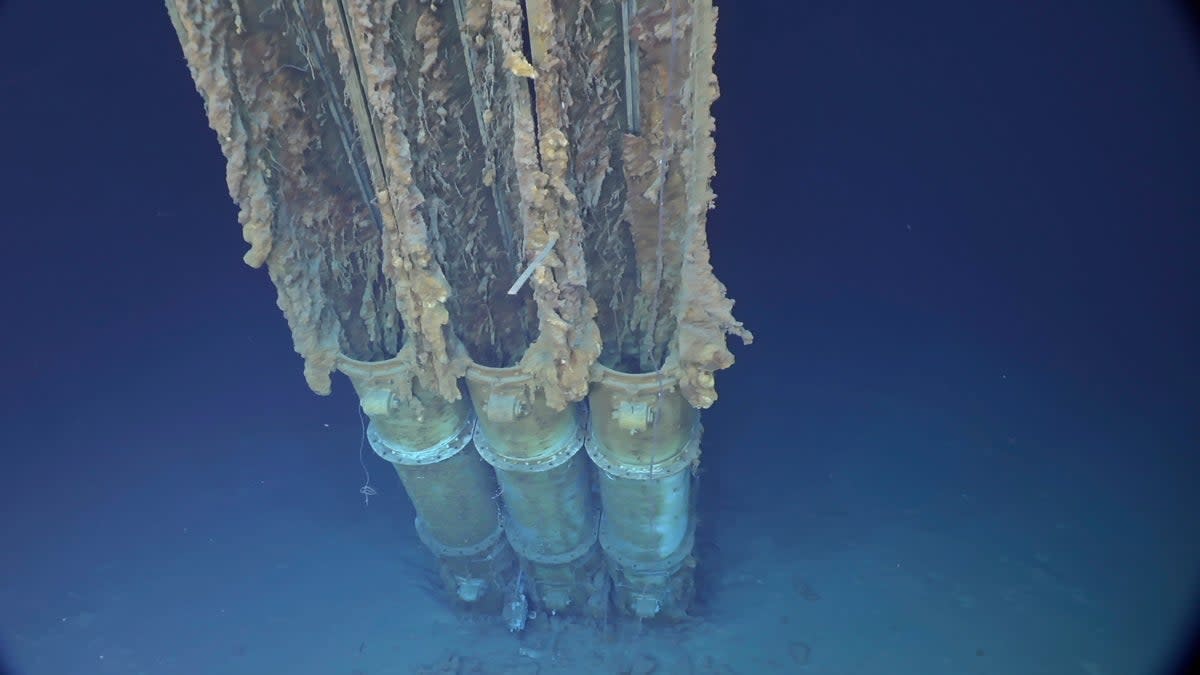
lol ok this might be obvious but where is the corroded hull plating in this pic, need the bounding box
[166,0,749,623]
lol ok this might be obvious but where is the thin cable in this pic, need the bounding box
[357,405,377,505]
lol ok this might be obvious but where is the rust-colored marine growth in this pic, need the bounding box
[166,0,749,407]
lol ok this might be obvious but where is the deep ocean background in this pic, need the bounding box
[1,1,1198,673]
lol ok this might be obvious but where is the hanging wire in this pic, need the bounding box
[356,405,377,505]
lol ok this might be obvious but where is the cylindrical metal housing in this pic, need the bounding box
[466,362,605,615]
[586,365,701,620]
[339,356,514,609]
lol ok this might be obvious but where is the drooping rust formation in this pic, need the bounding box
[167,0,750,409]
